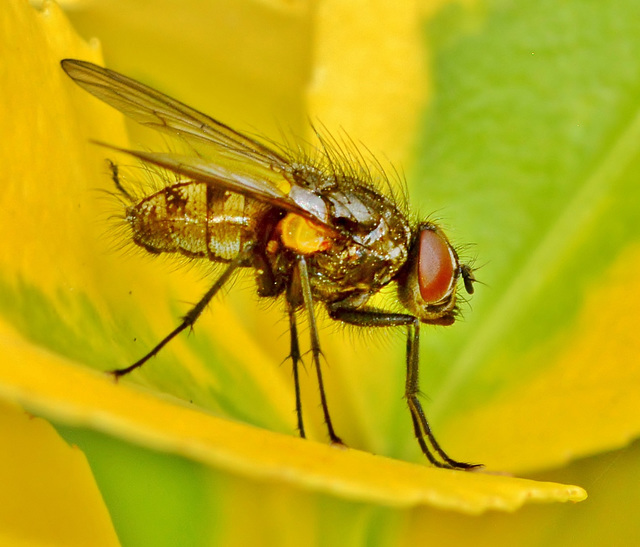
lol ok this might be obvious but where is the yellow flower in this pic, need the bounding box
[5,0,640,544]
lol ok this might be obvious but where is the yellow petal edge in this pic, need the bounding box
[0,399,119,547]
[0,318,586,514]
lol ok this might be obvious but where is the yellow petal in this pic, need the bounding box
[1,1,587,531]
[309,0,427,165]
[0,400,119,547]
[0,320,585,513]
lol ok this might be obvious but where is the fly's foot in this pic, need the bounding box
[454,461,484,471]
[329,434,346,447]
[106,365,136,382]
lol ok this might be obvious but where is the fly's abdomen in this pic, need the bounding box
[127,182,255,262]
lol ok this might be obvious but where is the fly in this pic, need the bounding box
[61,59,479,470]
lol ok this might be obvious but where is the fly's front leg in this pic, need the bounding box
[405,322,479,470]
[296,256,343,445]
[110,246,250,379]
[329,303,479,470]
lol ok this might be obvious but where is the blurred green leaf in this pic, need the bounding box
[410,0,640,472]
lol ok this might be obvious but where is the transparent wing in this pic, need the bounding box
[62,59,338,226]
[97,143,333,225]
[60,59,288,169]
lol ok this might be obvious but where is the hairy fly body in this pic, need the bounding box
[61,59,478,469]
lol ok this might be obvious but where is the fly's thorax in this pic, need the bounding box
[327,184,411,288]
[290,184,412,303]
[288,163,335,192]
[309,202,411,302]
[268,169,413,303]
[396,222,464,325]
[126,181,266,262]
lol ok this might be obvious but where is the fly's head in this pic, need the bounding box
[397,222,475,325]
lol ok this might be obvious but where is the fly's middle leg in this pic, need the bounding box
[295,256,343,445]
[328,303,480,469]
[286,301,306,438]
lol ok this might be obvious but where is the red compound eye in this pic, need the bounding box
[418,228,455,303]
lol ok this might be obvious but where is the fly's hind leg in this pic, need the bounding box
[110,247,249,379]
[107,159,134,202]
[328,303,480,470]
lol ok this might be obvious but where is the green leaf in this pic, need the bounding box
[0,401,119,547]
[412,0,640,472]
